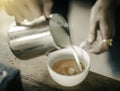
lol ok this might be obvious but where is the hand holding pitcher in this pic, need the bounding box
[1,0,53,23]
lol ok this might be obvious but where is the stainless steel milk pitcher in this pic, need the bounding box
[8,14,69,60]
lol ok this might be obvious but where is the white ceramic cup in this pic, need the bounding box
[47,46,90,87]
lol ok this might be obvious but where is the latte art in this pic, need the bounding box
[52,59,85,76]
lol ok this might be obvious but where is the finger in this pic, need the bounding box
[41,0,53,17]
[15,4,33,21]
[89,42,109,54]
[3,0,24,23]
[88,40,101,54]
[0,0,4,9]
[88,19,98,44]
[89,41,108,54]
[25,0,42,19]
[89,47,101,54]
[10,0,26,5]
[2,0,24,15]
[100,14,115,39]
[2,0,13,16]
[88,30,109,54]
[100,21,111,39]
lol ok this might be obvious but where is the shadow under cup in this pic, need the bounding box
[47,46,90,87]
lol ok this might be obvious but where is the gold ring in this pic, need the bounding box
[102,39,113,46]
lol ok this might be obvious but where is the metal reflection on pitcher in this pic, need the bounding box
[8,15,58,60]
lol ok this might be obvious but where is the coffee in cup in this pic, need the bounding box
[52,59,85,76]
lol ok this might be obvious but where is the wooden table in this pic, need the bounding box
[22,71,120,91]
